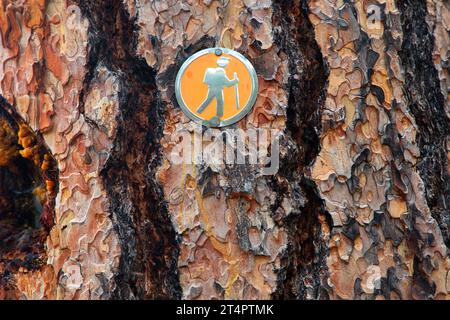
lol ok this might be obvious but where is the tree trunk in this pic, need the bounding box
[0,0,448,300]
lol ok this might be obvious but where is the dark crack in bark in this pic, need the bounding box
[271,0,331,300]
[397,0,450,248]
[76,0,181,299]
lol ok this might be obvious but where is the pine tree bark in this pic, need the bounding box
[0,0,448,300]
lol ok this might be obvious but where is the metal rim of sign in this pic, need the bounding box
[175,47,259,127]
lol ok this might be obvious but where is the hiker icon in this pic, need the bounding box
[175,47,258,127]
[196,56,240,119]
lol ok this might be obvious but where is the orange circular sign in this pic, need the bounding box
[175,48,258,127]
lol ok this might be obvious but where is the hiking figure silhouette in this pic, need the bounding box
[196,56,239,119]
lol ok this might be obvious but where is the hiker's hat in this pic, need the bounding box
[217,56,231,66]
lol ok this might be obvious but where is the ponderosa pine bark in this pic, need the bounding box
[0,0,448,300]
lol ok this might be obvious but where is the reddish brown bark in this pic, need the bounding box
[0,0,448,300]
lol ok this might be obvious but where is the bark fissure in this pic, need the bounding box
[76,0,181,299]
[306,0,449,299]
[271,0,331,300]
[397,0,450,248]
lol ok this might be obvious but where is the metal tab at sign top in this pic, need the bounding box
[175,48,258,127]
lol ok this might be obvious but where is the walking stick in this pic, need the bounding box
[234,72,240,110]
